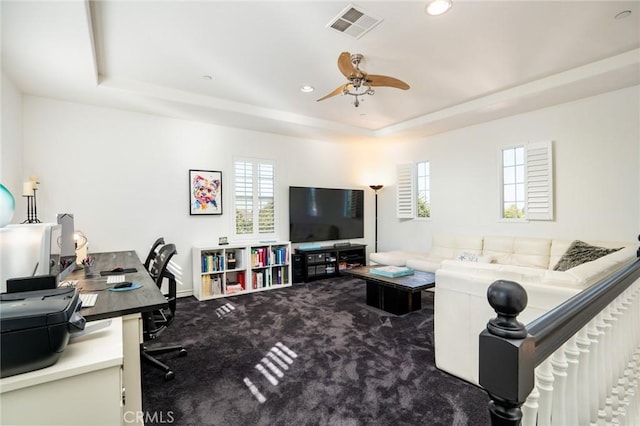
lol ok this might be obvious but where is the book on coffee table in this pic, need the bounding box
[369,266,414,278]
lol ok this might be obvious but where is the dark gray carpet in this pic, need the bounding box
[141,277,490,425]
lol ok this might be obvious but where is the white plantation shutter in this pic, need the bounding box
[526,141,554,220]
[257,163,275,234]
[234,158,276,237]
[235,161,253,235]
[397,163,415,218]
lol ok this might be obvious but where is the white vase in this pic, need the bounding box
[0,184,16,227]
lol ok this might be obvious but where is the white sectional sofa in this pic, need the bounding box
[370,234,639,385]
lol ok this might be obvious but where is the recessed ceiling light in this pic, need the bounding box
[615,10,631,20]
[300,85,314,93]
[425,0,452,16]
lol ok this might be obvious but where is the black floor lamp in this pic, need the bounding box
[369,185,383,253]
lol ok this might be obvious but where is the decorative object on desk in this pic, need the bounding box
[82,256,95,277]
[219,236,228,245]
[109,282,142,292]
[0,184,15,227]
[369,265,414,278]
[74,231,89,266]
[189,169,222,215]
[21,176,41,223]
[369,184,383,252]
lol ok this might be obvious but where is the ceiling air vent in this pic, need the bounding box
[326,4,383,39]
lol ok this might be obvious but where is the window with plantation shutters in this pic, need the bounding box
[500,141,554,221]
[234,158,276,238]
[396,163,415,219]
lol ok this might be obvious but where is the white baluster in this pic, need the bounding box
[607,302,623,424]
[595,311,609,422]
[565,335,580,425]
[552,346,569,425]
[576,326,593,425]
[522,385,540,426]
[587,316,602,424]
[537,358,554,426]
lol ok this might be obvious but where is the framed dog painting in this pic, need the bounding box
[189,169,222,215]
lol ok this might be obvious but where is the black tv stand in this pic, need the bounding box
[293,243,366,283]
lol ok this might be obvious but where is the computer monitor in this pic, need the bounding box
[0,223,56,292]
[0,222,79,293]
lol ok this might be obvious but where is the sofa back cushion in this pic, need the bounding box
[430,234,483,260]
[482,236,551,269]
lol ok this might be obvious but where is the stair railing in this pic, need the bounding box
[479,243,640,426]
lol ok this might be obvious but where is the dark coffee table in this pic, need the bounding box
[345,266,435,315]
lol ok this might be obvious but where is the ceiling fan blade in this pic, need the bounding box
[316,85,346,102]
[366,74,410,90]
[337,52,362,79]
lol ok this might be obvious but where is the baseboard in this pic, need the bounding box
[177,288,193,298]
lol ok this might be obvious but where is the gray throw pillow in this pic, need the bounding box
[553,240,622,272]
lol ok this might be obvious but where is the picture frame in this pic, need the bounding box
[189,169,222,215]
[218,236,228,245]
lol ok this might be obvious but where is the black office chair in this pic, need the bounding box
[143,237,165,272]
[141,243,187,381]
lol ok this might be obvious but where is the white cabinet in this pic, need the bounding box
[192,242,292,301]
[0,318,124,425]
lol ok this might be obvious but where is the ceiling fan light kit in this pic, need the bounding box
[317,52,410,108]
[425,0,452,16]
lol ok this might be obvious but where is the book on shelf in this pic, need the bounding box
[237,273,246,290]
[202,252,225,272]
[251,248,266,267]
[270,246,289,265]
[201,275,211,296]
[226,283,243,294]
[212,276,222,295]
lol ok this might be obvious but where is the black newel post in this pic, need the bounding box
[479,280,535,426]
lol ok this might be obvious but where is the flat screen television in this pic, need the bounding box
[289,186,364,243]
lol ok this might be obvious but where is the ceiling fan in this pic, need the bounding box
[317,52,410,107]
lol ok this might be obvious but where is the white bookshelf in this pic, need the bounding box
[192,241,292,301]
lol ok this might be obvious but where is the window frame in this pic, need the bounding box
[415,160,431,220]
[499,141,554,222]
[500,145,526,221]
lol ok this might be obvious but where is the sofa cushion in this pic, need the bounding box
[430,234,483,259]
[512,238,552,269]
[406,257,443,273]
[481,236,515,264]
[369,250,410,266]
[482,236,551,269]
[553,240,623,272]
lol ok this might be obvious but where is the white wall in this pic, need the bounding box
[1,72,24,218]
[368,86,640,252]
[21,96,373,293]
[13,85,640,294]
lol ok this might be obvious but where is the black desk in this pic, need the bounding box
[68,250,168,321]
